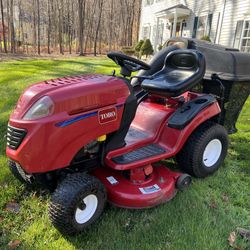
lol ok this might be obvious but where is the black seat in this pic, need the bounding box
[141,49,206,97]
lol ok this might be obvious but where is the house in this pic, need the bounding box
[139,0,250,52]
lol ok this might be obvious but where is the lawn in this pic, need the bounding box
[0,57,249,250]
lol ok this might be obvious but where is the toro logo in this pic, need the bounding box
[98,107,117,124]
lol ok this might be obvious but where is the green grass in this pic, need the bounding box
[0,57,249,250]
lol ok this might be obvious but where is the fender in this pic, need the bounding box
[105,101,221,171]
[159,101,221,154]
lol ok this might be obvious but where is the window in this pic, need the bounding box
[142,25,151,39]
[240,20,250,52]
[192,14,213,39]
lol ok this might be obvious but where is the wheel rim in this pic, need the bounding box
[75,194,98,224]
[203,139,222,167]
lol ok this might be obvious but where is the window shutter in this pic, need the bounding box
[192,16,198,38]
[233,20,244,49]
[207,14,213,36]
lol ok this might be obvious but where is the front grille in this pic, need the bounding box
[7,125,27,150]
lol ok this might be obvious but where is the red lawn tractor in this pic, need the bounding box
[6,38,250,235]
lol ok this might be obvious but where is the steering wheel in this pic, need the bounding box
[107,51,151,77]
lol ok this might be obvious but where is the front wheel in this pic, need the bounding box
[48,173,107,235]
[176,122,228,178]
[8,159,32,184]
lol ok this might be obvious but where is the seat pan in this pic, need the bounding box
[142,69,198,97]
[141,50,205,97]
[154,69,194,84]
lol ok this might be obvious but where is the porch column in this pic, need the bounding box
[172,10,177,37]
[155,17,160,51]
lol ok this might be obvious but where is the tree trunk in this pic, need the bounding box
[10,0,15,53]
[58,2,64,55]
[18,0,25,53]
[108,0,114,51]
[0,0,7,53]
[78,0,85,56]
[6,0,11,51]
[94,0,104,56]
[47,0,51,54]
[37,0,41,55]
[136,0,141,42]
[32,0,37,53]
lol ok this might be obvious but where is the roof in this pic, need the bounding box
[164,4,190,11]
[155,4,191,17]
[155,4,190,14]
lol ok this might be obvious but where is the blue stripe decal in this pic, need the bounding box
[56,111,98,127]
[116,104,123,109]
[56,104,123,127]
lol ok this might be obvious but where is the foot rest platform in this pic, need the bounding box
[111,144,166,164]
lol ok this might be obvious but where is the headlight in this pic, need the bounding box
[23,96,54,120]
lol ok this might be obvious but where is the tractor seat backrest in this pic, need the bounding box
[141,49,206,97]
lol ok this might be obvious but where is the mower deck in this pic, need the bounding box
[92,165,180,209]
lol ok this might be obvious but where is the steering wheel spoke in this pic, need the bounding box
[107,51,150,77]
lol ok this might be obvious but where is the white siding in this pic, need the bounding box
[139,0,250,49]
[219,0,250,47]
[179,0,223,42]
[139,0,179,43]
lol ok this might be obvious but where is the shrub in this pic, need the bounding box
[200,35,211,42]
[135,40,144,52]
[134,40,144,58]
[121,46,135,56]
[140,39,154,58]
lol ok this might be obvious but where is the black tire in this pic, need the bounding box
[176,174,192,191]
[48,173,107,235]
[176,122,228,178]
[8,159,31,184]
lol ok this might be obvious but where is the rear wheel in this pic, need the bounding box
[49,173,106,235]
[176,122,228,178]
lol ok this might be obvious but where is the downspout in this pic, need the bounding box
[217,0,227,44]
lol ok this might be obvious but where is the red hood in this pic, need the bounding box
[11,74,130,120]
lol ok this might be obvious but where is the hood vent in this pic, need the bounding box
[44,74,104,86]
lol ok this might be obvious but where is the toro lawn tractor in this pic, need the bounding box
[6,38,250,235]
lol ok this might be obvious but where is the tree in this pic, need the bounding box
[58,0,64,55]
[140,39,153,58]
[47,0,51,54]
[2,0,142,55]
[9,0,15,53]
[0,0,7,53]
[78,0,85,56]
[93,0,104,56]
[32,0,37,53]
[37,0,40,55]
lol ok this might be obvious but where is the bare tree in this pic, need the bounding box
[4,0,141,55]
[78,0,86,55]
[47,0,51,54]
[37,0,41,54]
[10,0,15,53]
[0,0,7,53]
[32,0,37,53]
[93,0,104,56]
